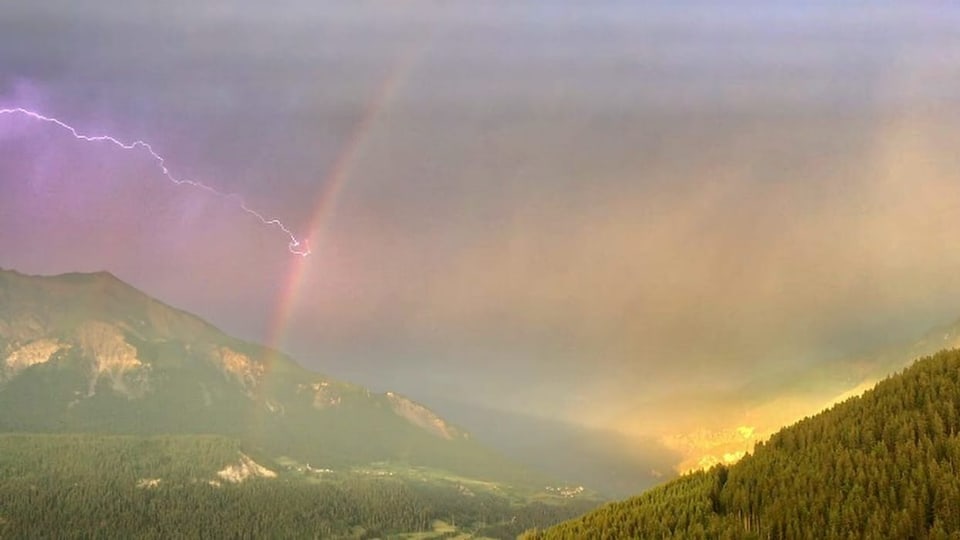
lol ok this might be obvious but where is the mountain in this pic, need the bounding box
[525,347,960,539]
[0,268,607,537]
[0,268,531,483]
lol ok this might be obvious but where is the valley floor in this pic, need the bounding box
[0,433,600,539]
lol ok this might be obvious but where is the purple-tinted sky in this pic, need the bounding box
[2,1,960,469]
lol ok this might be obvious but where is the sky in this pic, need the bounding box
[2,1,960,475]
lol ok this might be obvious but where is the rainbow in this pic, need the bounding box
[262,40,430,368]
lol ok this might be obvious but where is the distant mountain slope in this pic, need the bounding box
[0,268,536,486]
[526,348,960,539]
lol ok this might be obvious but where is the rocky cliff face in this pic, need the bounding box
[3,339,65,378]
[75,321,148,396]
[386,391,466,441]
[208,346,264,396]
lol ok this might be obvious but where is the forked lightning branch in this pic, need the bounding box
[0,107,310,257]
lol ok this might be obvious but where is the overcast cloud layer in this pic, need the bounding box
[2,1,959,470]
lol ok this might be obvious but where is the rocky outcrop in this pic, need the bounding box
[216,453,277,483]
[298,381,342,409]
[209,347,263,396]
[75,321,149,397]
[386,392,464,440]
[76,322,142,374]
[3,339,66,378]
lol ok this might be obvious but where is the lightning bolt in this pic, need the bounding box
[0,107,310,257]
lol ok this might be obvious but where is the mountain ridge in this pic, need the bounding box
[0,267,537,486]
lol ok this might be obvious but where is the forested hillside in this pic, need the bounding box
[525,348,960,539]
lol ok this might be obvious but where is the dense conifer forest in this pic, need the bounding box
[0,434,596,538]
[525,348,960,539]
